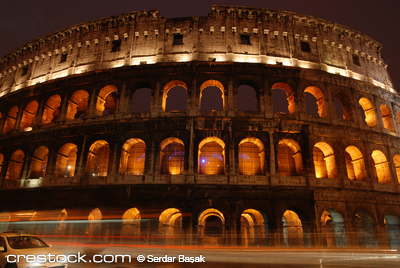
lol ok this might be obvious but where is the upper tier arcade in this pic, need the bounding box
[0,5,395,96]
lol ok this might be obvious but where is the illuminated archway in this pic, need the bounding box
[20,100,38,129]
[198,137,225,175]
[393,155,400,183]
[121,208,141,236]
[199,80,225,111]
[241,209,267,246]
[163,80,188,112]
[87,208,102,236]
[160,138,185,175]
[272,83,295,113]
[320,209,347,247]
[66,90,89,119]
[304,86,326,117]
[28,146,49,179]
[238,138,264,175]
[359,98,377,127]
[159,208,182,244]
[282,210,303,247]
[55,143,77,177]
[278,139,302,176]
[86,140,109,176]
[0,153,3,174]
[345,146,366,181]
[371,150,391,184]
[42,94,61,124]
[3,106,18,133]
[313,142,337,179]
[5,150,25,180]
[95,85,118,116]
[380,104,395,132]
[198,208,225,246]
[120,138,146,175]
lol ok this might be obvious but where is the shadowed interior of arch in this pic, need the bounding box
[165,86,187,112]
[304,93,319,117]
[200,86,223,111]
[132,88,151,113]
[237,85,257,112]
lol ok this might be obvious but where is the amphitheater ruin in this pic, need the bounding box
[0,5,399,248]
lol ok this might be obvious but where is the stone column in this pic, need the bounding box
[227,77,234,116]
[117,81,127,115]
[86,86,97,118]
[13,102,24,130]
[151,80,160,117]
[188,119,195,174]
[34,99,45,126]
[107,135,118,183]
[75,134,88,179]
[188,79,197,116]
[58,91,69,121]
[269,130,276,175]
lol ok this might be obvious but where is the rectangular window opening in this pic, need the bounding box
[60,53,67,63]
[240,34,251,45]
[174,34,183,45]
[301,41,311,52]
[21,65,29,76]
[111,40,121,52]
[353,54,360,66]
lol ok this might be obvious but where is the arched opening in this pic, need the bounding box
[393,155,400,183]
[359,98,377,127]
[20,100,38,129]
[28,146,49,179]
[200,80,224,111]
[241,209,268,246]
[272,83,295,114]
[42,95,61,124]
[384,212,400,249]
[87,208,102,236]
[95,85,118,116]
[120,138,146,175]
[5,150,25,180]
[238,138,264,175]
[313,142,337,179]
[198,208,225,246]
[55,143,77,177]
[132,88,151,113]
[86,140,109,177]
[334,92,353,121]
[380,104,395,132]
[198,137,225,175]
[160,138,185,175]
[345,146,366,181]
[121,208,141,236]
[278,139,302,176]
[304,86,326,117]
[354,210,378,248]
[237,85,258,112]
[66,90,89,119]
[3,106,18,133]
[163,80,188,112]
[320,209,347,247]
[159,208,182,245]
[371,150,391,184]
[282,210,303,247]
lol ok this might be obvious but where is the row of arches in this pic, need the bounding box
[3,207,399,249]
[1,80,399,134]
[1,136,399,185]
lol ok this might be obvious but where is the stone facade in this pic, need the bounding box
[0,6,399,248]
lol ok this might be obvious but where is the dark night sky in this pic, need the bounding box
[0,0,399,90]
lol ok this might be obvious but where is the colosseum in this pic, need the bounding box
[0,5,398,249]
